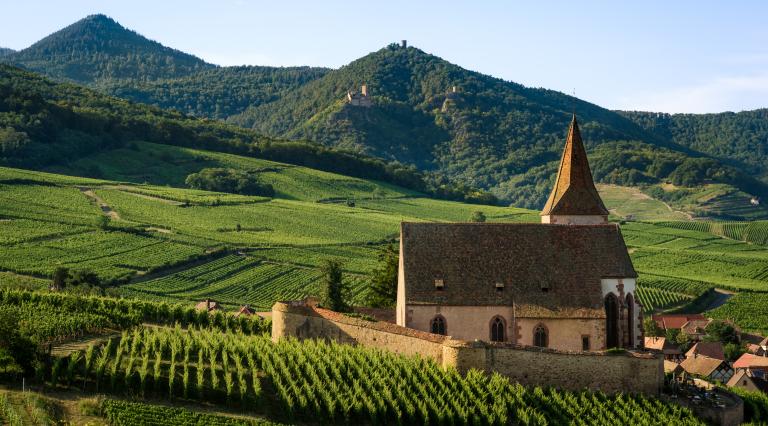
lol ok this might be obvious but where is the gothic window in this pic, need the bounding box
[430,315,446,335]
[534,324,548,348]
[605,294,619,349]
[625,293,635,348]
[490,316,506,342]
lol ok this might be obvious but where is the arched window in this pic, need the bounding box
[625,293,635,348]
[533,324,548,348]
[490,316,506,342]
[605,294,619,349]
[430,315,446,335]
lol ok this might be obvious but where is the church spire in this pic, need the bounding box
[540,115,608,225]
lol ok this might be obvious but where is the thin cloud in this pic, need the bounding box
[616,74,768,113]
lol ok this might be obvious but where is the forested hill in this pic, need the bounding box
[4,14,213,83]
[0,48,14,58]
[0,64,432,195]
[228,43,767,207]
[619,109,768,177]
[2,15,330,120]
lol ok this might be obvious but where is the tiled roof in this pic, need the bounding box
[686,342,725,361]
[234,305,255,317]
[400,222,636,314]
[645,337,681,354]
[664,360,684,374]
[652,314,706,330]
[541,115,609,217]
[681,319,711,335]
[727,369,768,392]
[734,353,768,369]
[681,355,728,377]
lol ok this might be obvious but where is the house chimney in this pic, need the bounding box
[401,40,407,48]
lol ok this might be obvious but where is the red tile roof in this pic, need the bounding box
[686,342,725,361]
[652,314,706,330]
[734,353,768,369]
[400,222,636,315]
[541,115,609,217]
[234,305,255,317]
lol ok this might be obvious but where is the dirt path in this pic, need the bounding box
[50,331,122,357]
[78,187,120,220]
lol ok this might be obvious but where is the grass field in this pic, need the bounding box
[3,142,768,326]
[596,184,689,221]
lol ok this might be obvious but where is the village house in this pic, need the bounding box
[686,341,726,361]
[680,354,734,383]
[681,319,712,342]
[652,314,706,331]
[645,336,683,361]
[396,116,644,351]
[727,369,768,394]
[234,305,255,317]
[733,353,768,380]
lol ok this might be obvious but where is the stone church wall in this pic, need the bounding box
[272,301,664,395]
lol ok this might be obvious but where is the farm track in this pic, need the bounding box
[78,187,120,220]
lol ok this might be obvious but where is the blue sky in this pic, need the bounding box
[2,0,767,113]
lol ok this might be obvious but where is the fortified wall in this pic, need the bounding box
[272,301,664,395]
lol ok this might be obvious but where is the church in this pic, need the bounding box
[395,116,643,351]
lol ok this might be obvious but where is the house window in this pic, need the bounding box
[490,316,506,342]
[534,324,548,348]
[540,282,550,293]
[434,279,444,291]
[495,282,504,292]
[430,316,446,335]
[582,335,590,351]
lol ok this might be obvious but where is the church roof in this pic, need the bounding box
[400,222,636,316]
[541,115,609,217]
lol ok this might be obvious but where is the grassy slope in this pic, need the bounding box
[596,184,689,221]
[2,144,768,319]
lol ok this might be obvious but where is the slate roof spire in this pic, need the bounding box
[541,115,609,218]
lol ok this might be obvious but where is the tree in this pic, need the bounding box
[704,320,739,345]
[470,211,486,223]
[321,260,348,312]
[185,168,275,197]
[51,266,69,291]
[367,244,398,308]
[643,317,663,337]
[724,343,746,362]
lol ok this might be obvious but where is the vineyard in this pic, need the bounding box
[101,399,282,425]
[655,220,768,246]
[707,292,768,335]
[121,255,363,309]
[46,325,702,426]
[0,289,270,344]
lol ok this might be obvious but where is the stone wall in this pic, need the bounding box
[272,301,664,395]
[272,301,446,362]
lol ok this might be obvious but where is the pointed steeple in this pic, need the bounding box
[541,115,608,224]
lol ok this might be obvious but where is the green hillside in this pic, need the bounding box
[5,15,768,217]
[0,47,14,57]
[228,44,766,209]
[4,14,213,82]
[2,14,329,120]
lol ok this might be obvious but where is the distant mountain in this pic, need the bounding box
[0,48,14,58]
[4,14,212,83]
[228,44,767,207]
[2,15,329,119]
